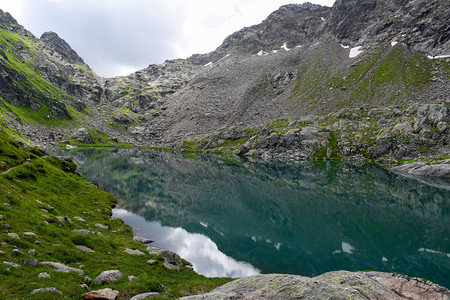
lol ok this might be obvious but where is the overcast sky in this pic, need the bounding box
[0,0,335,77]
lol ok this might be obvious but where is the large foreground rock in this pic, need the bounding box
[180,271,450,300]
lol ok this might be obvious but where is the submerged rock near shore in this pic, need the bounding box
[181,271,450,300]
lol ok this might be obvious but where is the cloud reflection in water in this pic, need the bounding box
[113,208,259,278]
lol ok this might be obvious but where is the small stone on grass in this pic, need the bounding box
[76,245,95,252]
[130,292,160,300]
[22,259,39,266]
[95,223,109,229]
[38,272,51,278]
[133,236,153,244]
[125,248,145,255]
[3,261,20,268]
[30,287,62,295]
[7,233,19,239]
[82,288,119,300]
[74,216,86,222]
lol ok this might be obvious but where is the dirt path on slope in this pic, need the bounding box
[0,160,30,175]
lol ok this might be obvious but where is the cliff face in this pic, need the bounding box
[326,0,450,55]
[40,31,85,65]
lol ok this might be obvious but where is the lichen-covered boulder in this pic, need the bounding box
[180,271,450,300]
[82,288,119,300]
[71,128,95,144]
[160,250,183,270]
[93,270,123,285]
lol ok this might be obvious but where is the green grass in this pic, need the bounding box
[75,64,95,77]
[266,119,290,129]
[328,44,435,108]
[311,131,340,160]
[0,29,61,101]
[1,98,75,127]
[290,58,329,109]
[374,44,432,86]
[329,54,378,89]
[181,139,203,151]
[0,128,231,299]
[395,155,450,166]
[0,29,89,125]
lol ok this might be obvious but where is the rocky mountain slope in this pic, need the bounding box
[0,10,101,117]
[0,1,448,176]
[325,0,450,56]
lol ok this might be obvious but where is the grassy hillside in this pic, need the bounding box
[0,128,230,299]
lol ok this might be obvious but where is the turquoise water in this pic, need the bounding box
[63,149,450,287]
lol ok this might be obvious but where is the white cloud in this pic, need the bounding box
[0,0,26,22]
[0,0,336,77]
[97,62,138,78]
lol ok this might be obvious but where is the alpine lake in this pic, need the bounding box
[58,148,450,288]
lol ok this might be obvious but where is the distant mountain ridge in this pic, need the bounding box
[188,3,331,65]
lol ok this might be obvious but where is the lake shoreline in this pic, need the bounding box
[67,148,450,290]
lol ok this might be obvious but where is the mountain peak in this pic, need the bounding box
[326,0,450,55]
[188,3,331,65]
[0,9,19,27]
[40,31,85,65]
[0,9,34,39]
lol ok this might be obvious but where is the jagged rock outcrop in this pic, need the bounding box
[123,0,449,146]
[325,0,450,56]
[40,31,85,65]
[188,3,331,65]
[103,59,200,116]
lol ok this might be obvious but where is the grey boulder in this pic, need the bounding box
[30,287,62,295]
[93,270,123,285]
[82,288,119,300]
[71,128,95,144]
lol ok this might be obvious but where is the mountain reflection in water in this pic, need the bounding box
[60,148,450,288]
